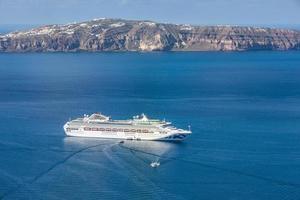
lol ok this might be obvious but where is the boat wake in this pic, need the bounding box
[118,142,300,190]
[0,142,111,200]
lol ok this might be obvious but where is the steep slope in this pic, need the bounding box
[0,18,299,52]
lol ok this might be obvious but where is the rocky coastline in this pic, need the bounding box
[0,18,299,52]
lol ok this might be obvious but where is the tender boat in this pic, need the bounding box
[150,162,160,168]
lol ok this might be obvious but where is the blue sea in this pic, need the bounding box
[0,51,300,200]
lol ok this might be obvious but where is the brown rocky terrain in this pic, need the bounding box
[0,18,299,52]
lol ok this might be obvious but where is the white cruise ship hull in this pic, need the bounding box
[63,113,192,141]
[64,125,190,141]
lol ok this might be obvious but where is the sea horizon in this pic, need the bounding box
[1,22,300,35]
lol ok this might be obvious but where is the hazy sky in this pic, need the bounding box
[0,0,299,26]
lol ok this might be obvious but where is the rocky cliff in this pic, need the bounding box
[1,18,300,52]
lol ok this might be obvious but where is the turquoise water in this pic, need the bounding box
[0,52,300,199]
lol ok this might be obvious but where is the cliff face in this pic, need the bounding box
[0,18,300,52]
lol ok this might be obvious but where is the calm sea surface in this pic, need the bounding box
[0,51,300,200]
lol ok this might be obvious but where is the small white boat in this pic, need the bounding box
[150,161,160,168]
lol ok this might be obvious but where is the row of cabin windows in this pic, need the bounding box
[67,128,79,131]
[67,128,166,134]
[83,127,153,133]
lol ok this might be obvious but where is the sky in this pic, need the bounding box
[0,0,299,26]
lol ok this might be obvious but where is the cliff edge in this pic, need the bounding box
[1,18,299,52]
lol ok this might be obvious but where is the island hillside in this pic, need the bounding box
[0,18,300,52]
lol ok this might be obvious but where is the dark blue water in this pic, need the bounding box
[0,51,300,200]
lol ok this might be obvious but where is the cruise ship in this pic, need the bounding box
[63,113,191,141]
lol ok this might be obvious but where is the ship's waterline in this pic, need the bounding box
[64,113,191,141]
